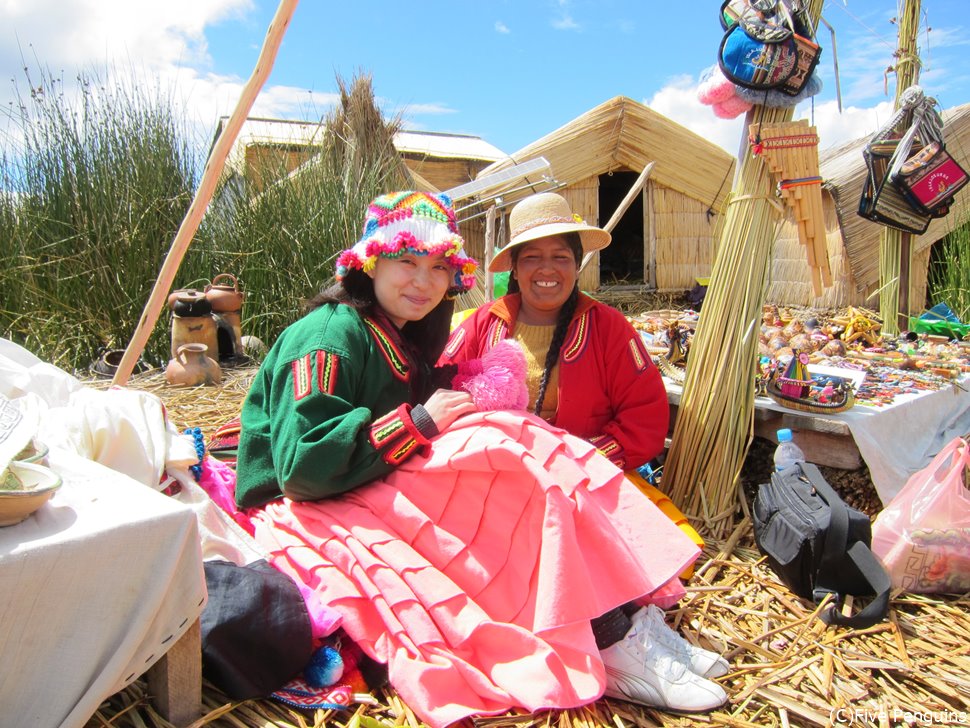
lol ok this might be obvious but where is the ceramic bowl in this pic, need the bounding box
[15,439,50,467]
[0,461,62,527]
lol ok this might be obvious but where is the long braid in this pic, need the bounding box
[533,285,579,416]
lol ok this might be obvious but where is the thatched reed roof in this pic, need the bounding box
[821,102,970,297]
[474,96,737,211]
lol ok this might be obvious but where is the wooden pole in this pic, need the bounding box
[111,0,300,386]
[899,232,912,330]
[485,205,496,302]
[879,0,921,336]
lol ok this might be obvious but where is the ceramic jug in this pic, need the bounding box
[205,273,245,313]
[171,293,218,359]
[165,343,222,387]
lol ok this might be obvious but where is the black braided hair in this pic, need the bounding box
[533,285,579,416]
[507,232,584,416]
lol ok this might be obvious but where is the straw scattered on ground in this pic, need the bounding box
[83,346,970,728]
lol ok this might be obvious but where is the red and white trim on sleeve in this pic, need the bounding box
[292,354,313,400]
[590,433,626,469]
[442,326,466,360]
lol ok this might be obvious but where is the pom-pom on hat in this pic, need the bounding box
[335,191,478,296]
[489,192,611,272]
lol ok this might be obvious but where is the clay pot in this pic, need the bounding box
[165,343,222,387]
[168,288,205,310]
[170,291,210,317]
[171,307,219,359]
[205,273,245,313]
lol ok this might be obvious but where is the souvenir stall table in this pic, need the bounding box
[665,373,970,505]
[0,449,207,728]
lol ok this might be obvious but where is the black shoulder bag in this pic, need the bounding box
[753,462,891,628]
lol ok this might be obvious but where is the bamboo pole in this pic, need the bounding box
[662,0,824,540]
[879,0,921,336]
[485,205,496,302]
[111,0,300,386]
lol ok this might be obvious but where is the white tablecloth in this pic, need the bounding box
[0,450,206,728]
[771,379,970,505]
[666,375,970,506]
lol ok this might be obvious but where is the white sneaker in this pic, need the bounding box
[633,605,730,679]
[600,621,728,712]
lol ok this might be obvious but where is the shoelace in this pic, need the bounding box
[627,624,692,680]
[635,611,697,665]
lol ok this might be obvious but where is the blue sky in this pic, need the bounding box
[2,1,969,156]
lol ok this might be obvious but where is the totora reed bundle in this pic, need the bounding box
[662,1,825,540]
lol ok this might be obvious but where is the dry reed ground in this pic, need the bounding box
[83,298,970,728]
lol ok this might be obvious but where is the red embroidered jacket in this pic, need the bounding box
[439,293,669,470]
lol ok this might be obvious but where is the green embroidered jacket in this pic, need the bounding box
[235,303,431,508]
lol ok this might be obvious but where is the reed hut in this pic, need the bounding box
[213,116,506,198]
[766,102,970,310]
[468,96,736,293]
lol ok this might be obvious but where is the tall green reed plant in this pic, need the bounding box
[0,68,203,371]
[927,219,970,322]
[205,73,412,347]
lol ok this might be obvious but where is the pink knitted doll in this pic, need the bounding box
[697,64,753,119]
[451,339,529,411]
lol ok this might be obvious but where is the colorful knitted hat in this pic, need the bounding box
[335,191,478,296]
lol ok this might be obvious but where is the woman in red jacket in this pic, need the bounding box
[440,191,728,710]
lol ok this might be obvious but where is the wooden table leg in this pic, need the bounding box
[147,618,202,727]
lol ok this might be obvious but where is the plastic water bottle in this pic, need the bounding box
[773,428,806,472]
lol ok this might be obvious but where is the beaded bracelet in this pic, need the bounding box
[183,426,205,481]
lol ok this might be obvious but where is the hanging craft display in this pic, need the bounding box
[718,0,821,97]
[751,119,832,295]
[894,141,969,215]
[700,1,823,119]
[858,86,969,234]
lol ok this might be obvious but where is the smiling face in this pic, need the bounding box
[367,252,453,327]
[511,235,580,324]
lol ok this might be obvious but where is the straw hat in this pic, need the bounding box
[489,192,611,272]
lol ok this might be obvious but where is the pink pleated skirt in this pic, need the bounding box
[253,411,698,727]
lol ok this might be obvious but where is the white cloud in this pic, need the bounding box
[402,102,457,116]
[495,21,510,34]
[0,0,349,153]
[792,98,895,151]
[1,0,250,72]
[645,74,745,155]
[552,15,580,31]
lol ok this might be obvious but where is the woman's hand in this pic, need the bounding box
[423,388,477,431]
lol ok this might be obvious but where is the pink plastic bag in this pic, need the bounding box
[872,436,970,593]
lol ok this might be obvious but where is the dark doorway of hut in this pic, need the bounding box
[598,171,646,285]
